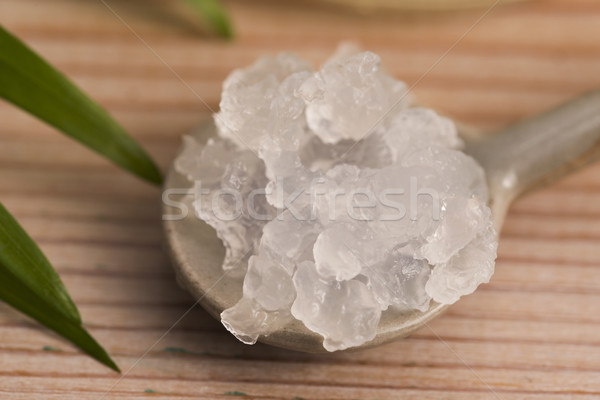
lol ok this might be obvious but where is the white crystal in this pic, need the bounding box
[301,51,409,143]
[243,255,295,311]
[220,297,291,345]
[425,210,497,304]
[215,53,312,151]
[291,261,381,351]
[313,222,367,281]
[175,46,498,352]
[362,246,432,311]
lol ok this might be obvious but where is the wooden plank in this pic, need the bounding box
[1,0,600,398]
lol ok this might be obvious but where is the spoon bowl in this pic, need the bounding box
[163,90,600,353]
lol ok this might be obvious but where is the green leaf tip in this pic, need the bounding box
[182,0,235,39]
[0,25,163,185]
[0,202,119,372]
[0,202,80,323]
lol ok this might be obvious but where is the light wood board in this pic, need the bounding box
[1,0,600,398]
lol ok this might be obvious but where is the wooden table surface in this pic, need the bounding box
[2,0,600,398]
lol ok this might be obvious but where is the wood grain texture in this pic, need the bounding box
[1,0,600,398]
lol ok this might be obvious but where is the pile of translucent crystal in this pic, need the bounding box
[175,47,497,351]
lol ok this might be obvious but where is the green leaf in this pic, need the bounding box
[0,202,80,323]
[182,0,234,39]
[0,25,162,185]
[0,202,120,372]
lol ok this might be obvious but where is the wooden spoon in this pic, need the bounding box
[163,89,600,353]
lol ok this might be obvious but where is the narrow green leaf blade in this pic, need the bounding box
[0,262,120,371]
[0,25,162,185]
[0,202,80,323]
[182,0,234,39]
[0,203,119,372]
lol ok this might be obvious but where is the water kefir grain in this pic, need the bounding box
[175,46,497,351]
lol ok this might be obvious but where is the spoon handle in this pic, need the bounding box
[465,89,600,217]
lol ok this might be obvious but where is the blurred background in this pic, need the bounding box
[1,0,600,398]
